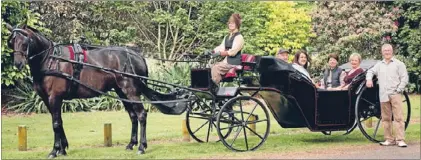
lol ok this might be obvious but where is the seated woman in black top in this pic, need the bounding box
[209,13,245,85]
[320,53,345,90]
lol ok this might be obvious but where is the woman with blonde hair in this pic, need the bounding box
[329,53,364,90]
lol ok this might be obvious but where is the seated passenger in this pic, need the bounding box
[292,50,312,80]
[330,53,364,90]
[320,53,345,89]
[275,48,289,63]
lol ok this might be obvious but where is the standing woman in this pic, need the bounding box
[208,13,245,89]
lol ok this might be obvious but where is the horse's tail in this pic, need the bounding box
[141,56,148,85]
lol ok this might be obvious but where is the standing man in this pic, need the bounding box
[366,43,409,147]
[276,48,289,62]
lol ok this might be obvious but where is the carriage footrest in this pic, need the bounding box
[216,87,239,97]
[154,101,188,115]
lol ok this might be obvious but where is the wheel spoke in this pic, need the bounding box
[361,98,376,106]
[245,125,264,140]
[360,117,372,122]
[242,126,249,150]
[234,99,247,150]
[373,119,381,139]
[244,103,259,122]
[239,100,245,122]
[189,116,211,120]
[219,124,241,130]
[217,113,237,124]
[248,119,268,124]
[229,125,244,148]
[206,120,212,142]
[193,121,209,134]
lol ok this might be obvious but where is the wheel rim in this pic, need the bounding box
[216,96,270,152]
[356,86,411,143]
[186,99,233,142]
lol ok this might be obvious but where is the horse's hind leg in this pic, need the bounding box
[127,96,147,154]
[136,106,147,154]
[115,89,139,150]
[117,78,148,154]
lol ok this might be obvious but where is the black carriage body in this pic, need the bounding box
[257,56,376,131]
[190,68,212,90]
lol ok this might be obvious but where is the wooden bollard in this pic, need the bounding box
[182,119,190,142]
[18,125,27,151]
[248,115,256,136]
[366,117,373,128]
[104,123,112,147]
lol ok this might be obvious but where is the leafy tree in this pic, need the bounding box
[256,1,315,55]
[1,1,50,86]
[393,2,421,92]
[310,1,399,76]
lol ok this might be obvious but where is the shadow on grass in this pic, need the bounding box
[299,135,366,143]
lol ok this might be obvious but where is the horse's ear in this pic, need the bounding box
[5,23,13,31]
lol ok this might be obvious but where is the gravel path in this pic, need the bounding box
[209,141,420,159]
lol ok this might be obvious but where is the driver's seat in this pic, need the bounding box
[221,54,256,82]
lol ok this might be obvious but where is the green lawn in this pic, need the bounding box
[2,95,419,159]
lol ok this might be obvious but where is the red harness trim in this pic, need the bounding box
[67,45,88,62]
[82,49,88,62]
[67,46,75,61]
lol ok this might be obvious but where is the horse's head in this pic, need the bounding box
[6,24,36,70]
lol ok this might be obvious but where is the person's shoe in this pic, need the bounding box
[379,140,396,146]
[396,140,408,147]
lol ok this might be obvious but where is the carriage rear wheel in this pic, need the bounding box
[355,86,411,143]
[186,98,233,143]
[216,96,270,152]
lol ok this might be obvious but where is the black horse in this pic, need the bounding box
[6,24,159,158]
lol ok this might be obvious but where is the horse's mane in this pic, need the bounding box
[25,25,41,33]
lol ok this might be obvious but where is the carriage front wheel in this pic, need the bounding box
[355,86,411,143]
[216,96,270,152]
[186,98,234,143]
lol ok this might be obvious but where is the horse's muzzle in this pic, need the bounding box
[15,62,25,71]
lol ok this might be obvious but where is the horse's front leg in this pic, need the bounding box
[47,95,67,158]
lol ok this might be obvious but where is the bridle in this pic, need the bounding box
[9,28,54,63]
[9,29,33,60]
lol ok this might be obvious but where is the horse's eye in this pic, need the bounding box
[7,40,13,49]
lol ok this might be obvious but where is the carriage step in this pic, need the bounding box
[216,87,238,97]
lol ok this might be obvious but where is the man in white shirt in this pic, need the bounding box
[366,43,409,147]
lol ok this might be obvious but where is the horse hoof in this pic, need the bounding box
[58,150,67,156]
[47,154,57,159]
[137,150,145,155]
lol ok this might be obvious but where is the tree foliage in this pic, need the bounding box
[393,1,421,92]
[310,1,399,75]
[257,2,315,55]
[1,1,50,86]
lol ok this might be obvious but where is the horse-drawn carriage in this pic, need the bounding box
[7,25,411,157]
[185,55,411,151]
